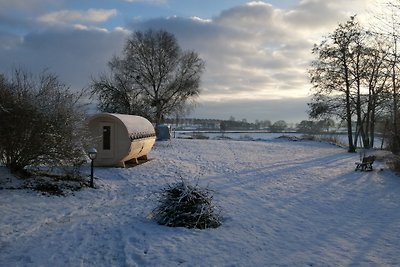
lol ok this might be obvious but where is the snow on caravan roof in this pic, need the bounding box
[92,113,155,136]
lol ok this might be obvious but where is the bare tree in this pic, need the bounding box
[369,0,400,152]
[310,14,400,151]
[384,1,400,153]
[309,16,364,152]
[91,29,205,124]
[359,35,392,148]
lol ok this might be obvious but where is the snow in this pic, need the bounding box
[1,138,400,266]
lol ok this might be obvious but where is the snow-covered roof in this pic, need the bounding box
[109,113,155,135]
[91,113,155,137]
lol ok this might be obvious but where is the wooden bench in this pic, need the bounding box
[355,155,376,171]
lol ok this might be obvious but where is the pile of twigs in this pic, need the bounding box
[152,180,222,229]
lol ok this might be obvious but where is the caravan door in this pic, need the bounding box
[99,122,114,159]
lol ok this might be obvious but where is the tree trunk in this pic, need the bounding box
[370,106,376,148]
[391,38,400,154]
[346,92,355,152]
[344,54,356,152]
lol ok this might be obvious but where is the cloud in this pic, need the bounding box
[285,0,377,33]
[0,28,127,90]
[0,31,22,50]
[285,0,342,29]
[0,0,377,122]
[0,0,57,30]
[122,0,167,5]
[130,3,313,102]
[37,9,118,26]
[0,0,59,10]
[191,97,311,123]
[125,0,377,121]
[130,1,376,106]
[190,16,212,23]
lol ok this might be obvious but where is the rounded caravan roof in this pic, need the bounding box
[89,113,155,136]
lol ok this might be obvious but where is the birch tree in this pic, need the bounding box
[309,16,363,152]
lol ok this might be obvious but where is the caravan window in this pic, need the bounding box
[103,126,111,150]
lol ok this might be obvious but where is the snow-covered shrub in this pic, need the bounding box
[152,180,222,229]
[385,154,400,173]
[191,133,209,139]
[0,69,90,174]
[301,134,316,141]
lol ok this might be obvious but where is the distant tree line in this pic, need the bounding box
[165,117,339,133]
[296,119,336,134]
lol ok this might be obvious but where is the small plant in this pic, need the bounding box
[239,134,253,141]
[386,154,400,173]
[315,134,346,147]
[191,132,209,140]
[301,134,316,141]
[151,179,222,229]
[34,183,64,196]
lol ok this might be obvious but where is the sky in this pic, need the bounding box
[0,0,381,123]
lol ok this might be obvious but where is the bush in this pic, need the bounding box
[0,69,90,173]
[151,180,222,229]
[384,154,400,173]
[191,133,209,140]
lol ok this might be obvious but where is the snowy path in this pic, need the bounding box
[1,139,400,266]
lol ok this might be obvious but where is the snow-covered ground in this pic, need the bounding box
[1,138,400,266]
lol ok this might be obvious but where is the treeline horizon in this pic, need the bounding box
[164,117,343,133]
